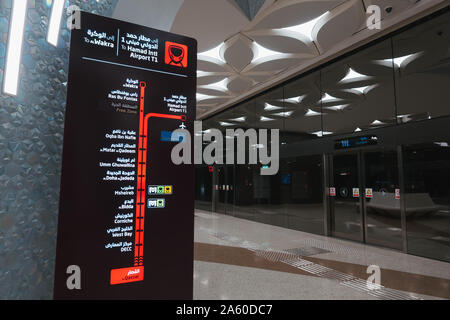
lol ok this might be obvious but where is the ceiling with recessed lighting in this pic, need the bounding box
[114,0,448,119]
[200,7,450,138]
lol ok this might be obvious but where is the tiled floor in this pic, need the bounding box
[193,210,450,300]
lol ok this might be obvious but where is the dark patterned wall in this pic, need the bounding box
[0,0,118,300]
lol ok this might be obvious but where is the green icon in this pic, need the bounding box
[157,186,165,194]
[157,199,165,208]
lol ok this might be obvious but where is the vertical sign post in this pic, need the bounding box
[53,12,197,299]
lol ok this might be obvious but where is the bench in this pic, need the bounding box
[365,192,442,217]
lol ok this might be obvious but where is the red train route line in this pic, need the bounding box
[134,82,186,267]
[111,81,186,285]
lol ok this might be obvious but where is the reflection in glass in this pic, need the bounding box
[195,10,450,262]
[251,88,286,227]
[364,150,402,249]
[331,153,361,240]
[234,164,257,221]
[283,71,323,139]
[404,143,450,262]
[282,156,324,235]
[393,11,450,123]
[226,165,235,216]
[195,166,213,211]
[215,166,227,214]
[321,39,396,135]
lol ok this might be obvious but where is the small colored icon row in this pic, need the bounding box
[328,187,401,199]
[148,185,173,195]
[147,198,165,209]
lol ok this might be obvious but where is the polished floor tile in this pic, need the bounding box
[193,210,450,300]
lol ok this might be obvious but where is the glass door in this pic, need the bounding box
[214,165,227,214]
[363,150,402,249]
[330,153,364,241]
[225,165,235,216]
[213,165,235,215]
[329,149,403,249]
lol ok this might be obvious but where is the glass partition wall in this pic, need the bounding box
[196,9,450,262]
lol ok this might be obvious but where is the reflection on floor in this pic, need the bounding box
[193,210,450,300]
[195,200,450,261]
[196,201,325,235]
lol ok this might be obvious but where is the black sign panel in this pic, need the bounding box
[53,12,196,299]
[335,135,378,150]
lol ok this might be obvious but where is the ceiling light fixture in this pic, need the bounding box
[383,53,421,68]
[197,70,210,76]
[312,131,332,137]
[272,111,294,117]
[196,93,216,101]
[434,142,449,147]
[340,68,369,82]
[283,95,304,104]
[252,42,284,62]
[47,0,65,47]
[325,104,348,111]
[230,116,246,122]
[349,85,371,94]
[305,109,321,116]
[392,54,415,67]
[282,11,329,41]
[206,78,229,92]
[264,103,283,111]
[322,93,340,103]
[260,116,275,122]
[3,0,28,96]
[198,43,225,63]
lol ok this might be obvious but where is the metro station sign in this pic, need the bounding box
[53,12,197,299]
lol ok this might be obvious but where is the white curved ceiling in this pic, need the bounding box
[113,0,184,31]
[171,0,251,52]
[113,0,448,119]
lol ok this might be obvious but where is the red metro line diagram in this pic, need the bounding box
[110,81,186,285]
[53,12,196,299]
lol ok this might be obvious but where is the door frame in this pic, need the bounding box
[362,147,404,250]
[327,150,365,243]
[325,146,407,252]
[212,164,235,216]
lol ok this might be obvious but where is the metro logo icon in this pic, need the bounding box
[149,186,158,194]
[165,41,188,68]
